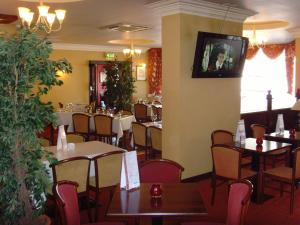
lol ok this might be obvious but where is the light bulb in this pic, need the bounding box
[55,9,66,23]
[24,11,34,26]
[18,7,30,19]
[46,13,56,25]
[38,5,50,17]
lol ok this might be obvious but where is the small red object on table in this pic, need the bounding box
[150,184,162,198]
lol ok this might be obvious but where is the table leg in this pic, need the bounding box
[152,216,163,225]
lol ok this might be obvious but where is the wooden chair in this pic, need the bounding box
[182,179,253,225]
[152,105,162,121]
[94,114,117,145]
[211,130,251,167]
[39,138,50,147]
[132,122,149,159]
[211,145,257,205]
[262,147,300,214]
[251,123,288,169]
[139,159,184,183]
[53,181,124,225]
[72,113,91,141]
[149,126,162,159]
[66,133,85,143]
[90,150,125,221]
[134,103,149,122]
[50,157,92,221]
[118,110,133,116]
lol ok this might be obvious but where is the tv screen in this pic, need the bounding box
[192,32,249,78]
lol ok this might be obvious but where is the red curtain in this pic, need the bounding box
[246,47,259,60]
[246,41,295,94]
[148,48,162,95]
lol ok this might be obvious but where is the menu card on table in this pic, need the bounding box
[235,119,246,144]
[57,125,68,151]
[120,151,140,191]
[275,114,284,134]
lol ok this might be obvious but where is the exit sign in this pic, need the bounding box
[105,53,116,60]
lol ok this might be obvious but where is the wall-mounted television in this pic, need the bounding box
[192,32,249,78]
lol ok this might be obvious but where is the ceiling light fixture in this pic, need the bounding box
[123,42,142,58]
[18,0,66,33]
[244,25,265,49]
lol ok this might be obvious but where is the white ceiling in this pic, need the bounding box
[0,0,300,48]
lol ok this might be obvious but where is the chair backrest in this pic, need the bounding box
[93,150,125,188]
[293,147,300,179]
[132,122,147,147]
[152,105,162,121]
[52,156,90,193]
[39,138,50,147]
[66,134,85,143]
[149,126,162,151]
[72,113,90,134]
[250,124,266,138]
[211,145,242,180]
[211,130,234,146]
[134,103,148,121]
[120,110,133,116]
[94,114,113,136]
[54,181,81,225]
[226,180,253,225]
[139,159,184,183]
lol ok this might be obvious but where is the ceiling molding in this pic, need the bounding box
[51,43,149,52]
[147,0,256,23]
[287,27,300,38]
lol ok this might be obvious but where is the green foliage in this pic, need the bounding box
[103,60,135,111]
[0,29,72,225]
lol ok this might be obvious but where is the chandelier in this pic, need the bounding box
[18,0,66,34]
[122,42,142,58]
[243,25,265,49]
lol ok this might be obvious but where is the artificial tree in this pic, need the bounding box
[102,60,135,111]
[0,29,72,225]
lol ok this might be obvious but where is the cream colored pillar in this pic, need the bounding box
[149,0,254,178]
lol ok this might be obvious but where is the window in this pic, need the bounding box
[241,49,295,113]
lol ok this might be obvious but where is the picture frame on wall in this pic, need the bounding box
[136,65,146,81]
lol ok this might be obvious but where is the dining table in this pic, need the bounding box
[56,111,135,144]
[43,141,126,181]
[234,138,292,203]
[107,183,207,225]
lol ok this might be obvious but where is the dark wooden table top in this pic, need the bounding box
[265,130,300,141]
[234,138,292,154]
[107,183,207,217]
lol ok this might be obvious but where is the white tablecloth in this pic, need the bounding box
[56,112,135,143]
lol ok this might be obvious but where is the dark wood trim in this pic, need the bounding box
[0,14,18,24]
[182,172,212,183]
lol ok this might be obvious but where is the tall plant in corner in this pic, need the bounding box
[103,60,135,111]
[0,29,72,225]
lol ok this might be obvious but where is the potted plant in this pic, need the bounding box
[102,60,135,111]
[0,29,72,225]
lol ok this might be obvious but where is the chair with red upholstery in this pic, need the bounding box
[181,179,253,225]
[139,159,184,183]
[53,181,124,225]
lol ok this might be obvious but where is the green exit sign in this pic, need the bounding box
[105,53,116,60]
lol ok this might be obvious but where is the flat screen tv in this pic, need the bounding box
[192,32,249,78]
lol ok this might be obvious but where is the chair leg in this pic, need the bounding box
[263,156,266,170]
[211,174,216,205]
[290,182,295,215]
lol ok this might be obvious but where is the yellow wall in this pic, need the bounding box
[295,38,300,90]
[162,14,243,178]
[41,49,148,108]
